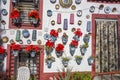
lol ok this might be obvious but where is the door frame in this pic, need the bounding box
[92,14,120,79]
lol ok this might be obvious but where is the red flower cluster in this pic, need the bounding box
[50,29,58,37]
[10,43,21,50]
[0,46,5,54]
[10,9,20,18]
[28,10,39,19]
[74,28,82,37]
[25,45,40,52]
[56,44,64,52]
[45,40,54,48]
[70,40,78,47]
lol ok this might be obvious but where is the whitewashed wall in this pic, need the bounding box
[1,0,120,73]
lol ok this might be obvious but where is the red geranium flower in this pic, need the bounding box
[70,40,78,47]
[74,28,82,37]
[50,29,58,37]
[56,44,64,52]
[28,10,39,19]
[45,40,54,48]
[10,8,20,18]
[0,46,5,54]
[25,45,33,52]
[11,43,21,50]
[32,46,40,51]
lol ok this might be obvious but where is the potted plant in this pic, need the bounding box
[10,43,21,56]
[83,34,90,44]
[62,33,68,45]
[45,40,54,55]
[75,55,82,65]
[28,9,40,27]
[45,55,55,68]
[62,57,70,67]
[69,40,78,56]
[25,45,40,57]
[73,28,82,41]
[50,29,58,42]
[80,43,88,56]
[55,43,64,57]
[10,8,22,28]
[87,56,94,65]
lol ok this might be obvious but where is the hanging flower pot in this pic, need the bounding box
[45,55,55,68]
[83,34,90,44]
[50,29,58,42]
[32,18,39,27]
[28,10,40,27]
[80,47,87,56]
[69,46,76,56]
[69,40,78,56]
[10,43,21,56]
[45,47,53,55]
[75,55,82,65]
[62,33,68,45]
[45,40,54,55]
[80,44,88,56]
[88,56,94,65]
[50,35,57,42]
[62,57,70,67]
[73,35,80,41]
[73,28,82,41]
[30,51,36,57]
[55,44,64,57]
[55,51,63,58]
[62,36,68,45]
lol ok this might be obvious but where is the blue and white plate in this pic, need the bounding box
[44,33,50,40]
[104,6,111,14]
[1,9,8,16]
[50,0,56,3]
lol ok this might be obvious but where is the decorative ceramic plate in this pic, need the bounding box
[50,0,56,3]
[1,9,8,16]
[44,33,50,40]
[2,36,9,43]
[104,6,111,14]
[77,10,82,17]
[89,6,95,13]
[22,30,30,38]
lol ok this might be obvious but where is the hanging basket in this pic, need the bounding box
[62,61,69,67]
[80,47,87,56]
[73,35,80,41]
[46,60,54,68]
[88,57,94,65]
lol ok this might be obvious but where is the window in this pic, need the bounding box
[9,0,43,29]
[92,14,120,80]
[7,45,40,80]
